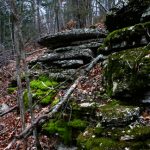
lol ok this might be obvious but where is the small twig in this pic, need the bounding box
[41,81,54,90]
[26,48,46,56]
[4,139,16,150]
[126,60,132,69]
[0,105,18,117]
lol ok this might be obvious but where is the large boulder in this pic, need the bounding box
[103,46,150,100]
[48,69,77,81]
[54,41,102,55]
[105,0,150,31]
[30,28,106,81]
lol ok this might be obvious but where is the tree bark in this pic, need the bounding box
[8,0,26,131]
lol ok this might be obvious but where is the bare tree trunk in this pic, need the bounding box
[58,0,65,30]
[0,12,4,45]
[23,55,42,149]
[37,0,41,35]
[9,14,15,55]
[54,1,60,32]
[33,0,41,36]
[45,7,51,33]
[8,0,26,131]
[33,0,37,30]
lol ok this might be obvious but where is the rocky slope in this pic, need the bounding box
[6,0,150,149]
[30,28,106,81]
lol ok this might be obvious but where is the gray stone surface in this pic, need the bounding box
[52,60,84,68]
[48,69,77,81]
[141,6,150,22]
[0,103,9,114]
[38,49,93,63]
[99,106,140,127]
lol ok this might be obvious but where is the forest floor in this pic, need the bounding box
[0,47,50,150]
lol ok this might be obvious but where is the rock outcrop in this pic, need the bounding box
[31,29,106,81]
[105,0,150,31]
[38,28,106,49]
[99,21,150,55]
[104,46,150,100]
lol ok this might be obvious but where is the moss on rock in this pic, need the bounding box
[68,119,88,130]
[98,22,150,54]
[77,127,125,150]
[7,87,17,94]
[77,123,150,150]
[23,75,59,106]
[97,100,140,127]
[103,46,150,100]
[42,120,72,145]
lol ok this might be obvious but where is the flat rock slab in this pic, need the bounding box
[38,48,93,64]
[49,69,77,81]
[38,28,106,49]
[97,101,140,127]
[52,60,84,68]
[53,41,102,53]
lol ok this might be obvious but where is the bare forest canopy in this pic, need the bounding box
[0,0,121,50]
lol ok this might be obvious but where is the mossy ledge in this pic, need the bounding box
[98,21,150,55]
[77,124,150,150]
[42,119,88,145]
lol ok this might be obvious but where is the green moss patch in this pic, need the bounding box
[7,87,17,94]
[42,120,72,145]
[105,21,150,45]
[128,125,150,140]
[30,79,58,91]
[77,124,150,150]
[23,75,59,106]
[77,128,124,150]
[42,118,88,145]
[68,119,88,129]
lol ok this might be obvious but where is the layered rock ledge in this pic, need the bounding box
[31,29,106,80]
